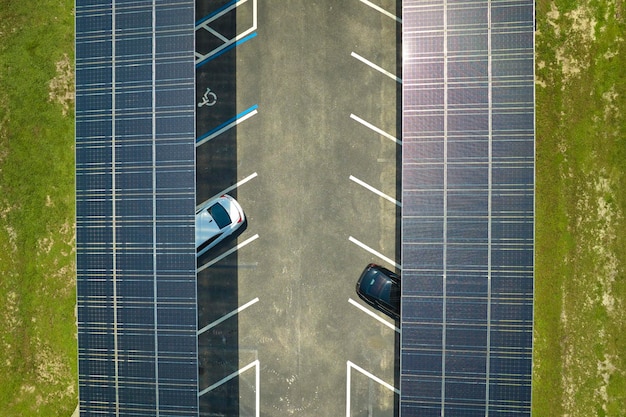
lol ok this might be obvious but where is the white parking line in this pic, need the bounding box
[206,26,229,43]
[351,52,402,84]
[348,236,401,270]
[198,234,259,272]
[195,108,258,147]
[358,0,402,23]
[346,360,399,417]
[196,172,258,211]
[197,297,259,336]
[349,298,400,333]
[195,0,258,65]
[199,359,260,417]
[349,175,401,207]
[350,113,401,145]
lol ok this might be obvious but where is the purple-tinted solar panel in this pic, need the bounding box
[401,1,534,415]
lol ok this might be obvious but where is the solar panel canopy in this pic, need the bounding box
[75,0,198,415]
[401,1,535,416]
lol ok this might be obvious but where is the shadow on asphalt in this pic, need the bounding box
[195,1,241,415]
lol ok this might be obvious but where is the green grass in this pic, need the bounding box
[1,1,625,416]
[0,0,77,415]
[533,0,626,415]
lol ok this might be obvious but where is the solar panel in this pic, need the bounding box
[401,1,534,415]
[76,0,198,415]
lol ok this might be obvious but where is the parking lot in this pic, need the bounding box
[195,1,402,415]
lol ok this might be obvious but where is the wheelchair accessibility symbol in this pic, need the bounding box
[198,87,217,107]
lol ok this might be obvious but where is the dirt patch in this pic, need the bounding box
[37,236,54,255]
[3,291,22,335]
[549,3,598,84]
[567,5,597,42]
[4,224,18,254]
[547,2,561,35]
[0,91,9,170]
[601,85,619,122]
[560,163,623,415]
[48,53,74,116]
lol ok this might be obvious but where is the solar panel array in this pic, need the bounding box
[401,1,534,416]
[76,1,198,415]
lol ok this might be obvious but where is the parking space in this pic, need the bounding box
[195,0,402,415]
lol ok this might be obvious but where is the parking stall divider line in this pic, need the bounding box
[346,362,351,417]
[347,361,400,394]
[196,32,257,67]
[196,105,258,147]
[199,359,260,417]
[348,298,400,333]
[197,234,259,273]
[358,0,402,23]
[196,172,258,211]
[348,236,401,270]
[349,175,401,207]
[350,52,402,84]
[197,297,259,335]
[206,26,230,43]
[346,360,399,417]
[195,0,242,27]
[350,113,402,145]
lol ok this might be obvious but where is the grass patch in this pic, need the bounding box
[1,1,625,416]
[534,0,626,415]
[0,0,76,415]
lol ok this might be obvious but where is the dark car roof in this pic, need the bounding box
[356,264,401,318]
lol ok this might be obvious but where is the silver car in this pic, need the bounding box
[196,194,245,257]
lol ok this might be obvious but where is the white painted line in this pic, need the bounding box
[349,298,400,333]
[198,0,248,31]
[346,363,351,417]
[348,361,399,394]
[195,108,258,147]
[255,355,260,416]
[199,359,260,417]
[195,0,258,64]
[198,234,259,272]
[348,236,401,270]
[197,297,259,336]
[358,0,402,23]
[196,172,258,211]
[346,361,399,417]
[349,175,401,207]
[351,51,402,84]
[350,113,401,145]
[206,26,230,43]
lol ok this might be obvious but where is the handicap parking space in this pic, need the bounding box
[194,0,402,415]
[196,52,238,141]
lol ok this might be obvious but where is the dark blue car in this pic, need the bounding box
[356,263,401,319]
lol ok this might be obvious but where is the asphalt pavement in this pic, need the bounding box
[195,1,402,415]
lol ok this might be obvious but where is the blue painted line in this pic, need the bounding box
[196,0,239,27]
[196,32,257,68]
[196,104,259,143]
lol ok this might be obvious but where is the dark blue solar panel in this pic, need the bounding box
[401,0,534,415]
[76,1,198,415]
